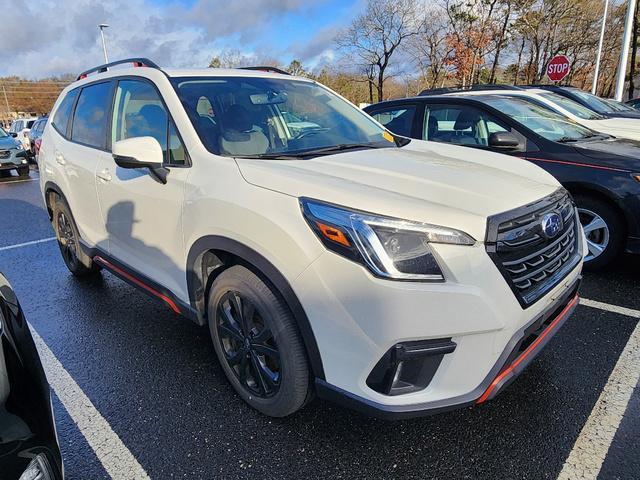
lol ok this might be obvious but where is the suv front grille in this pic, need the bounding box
[486,190,581,308]
[0,150,10,160]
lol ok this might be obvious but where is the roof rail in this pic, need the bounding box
[76,58,160,81]
[419,84,524,96]
[240,66,290,76]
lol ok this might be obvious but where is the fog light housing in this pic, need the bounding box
[19,454,53,480]
[21,159,28,164]
[366,339,456,396]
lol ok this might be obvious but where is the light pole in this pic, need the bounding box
[98,24,109,64]
[615,0,636,101]
[592,0,609,94]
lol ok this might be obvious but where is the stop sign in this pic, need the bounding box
[547,55,571,82]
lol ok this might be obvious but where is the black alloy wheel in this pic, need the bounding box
[216,291,281,397]
[52,198,100,277]
[57,210,77,268]
[208,265,311,417]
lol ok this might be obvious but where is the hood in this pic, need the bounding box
[585,118,640,140]
[0,136,19,149]
[573,137,640,170]
[236,141,560,240]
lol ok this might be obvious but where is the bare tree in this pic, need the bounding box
[336,0,420,101]
[409,6,455,89]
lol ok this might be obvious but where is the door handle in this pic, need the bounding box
[96,169,112,182]
[55,151,66,165]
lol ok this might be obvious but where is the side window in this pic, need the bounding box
[52,89,78,137]
[168,121,186,165]
[423,105,510,147]
[71,82,112,149]
[112,79,187,165]
[371,105,417,137]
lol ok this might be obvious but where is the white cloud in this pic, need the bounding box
[0,0,327,78]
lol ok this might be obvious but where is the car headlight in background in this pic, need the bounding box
[19,454,54,480]
[15,144,23,150]
[300,198,475,281]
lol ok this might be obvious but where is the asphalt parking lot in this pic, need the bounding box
[1,170,638,480]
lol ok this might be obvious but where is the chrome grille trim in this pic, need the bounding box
[485,189,582,308]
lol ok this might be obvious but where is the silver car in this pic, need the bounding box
[0,128,29,178]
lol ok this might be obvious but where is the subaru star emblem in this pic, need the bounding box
[541,212,563,239]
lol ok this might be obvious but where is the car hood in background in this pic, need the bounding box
[0,137,19,150]
[573,137,640,170]
[585,117,640,140]
[236,141,560,240]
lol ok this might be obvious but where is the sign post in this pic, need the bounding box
[547,55,571,82]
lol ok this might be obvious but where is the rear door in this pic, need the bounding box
[95,77,191,298]
[60,81,114,249]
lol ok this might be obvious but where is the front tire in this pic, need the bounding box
[52,198,100,277]
[17,166,29,177]
[574,194,625,270]
[207,265,311,417]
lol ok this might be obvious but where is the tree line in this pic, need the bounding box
[206,0,640,105]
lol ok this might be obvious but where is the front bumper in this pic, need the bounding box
[315,278,579,419]
[294,240,583,419]
[0,155,28,171]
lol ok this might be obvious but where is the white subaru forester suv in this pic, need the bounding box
[39,58,585,418]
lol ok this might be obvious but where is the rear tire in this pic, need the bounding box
[52,198,100,277]
[573,194,625,270]
[207,265,311,417]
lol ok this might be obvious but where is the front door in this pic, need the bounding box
[95,78,191,300]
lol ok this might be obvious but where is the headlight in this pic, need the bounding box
[15,143,23,150]
[300,198,475,281]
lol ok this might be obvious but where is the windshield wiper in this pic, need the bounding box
[556,136,581,143]
[233,142,388,160]
[234,153,304,160]
[290,143,384,157]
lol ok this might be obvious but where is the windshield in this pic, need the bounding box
[482,96,597,142]
[538,92,603,120]
[599,96,637,112]
[172,76,393,158]
[567,89,631,114]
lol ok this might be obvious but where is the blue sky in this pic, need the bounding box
[0,0,362,78]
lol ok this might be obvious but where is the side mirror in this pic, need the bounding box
[112,136,168,184]
[488,131,520,150]
[9,132,17,138]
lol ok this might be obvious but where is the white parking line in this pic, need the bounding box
[0,237,55,252]
[30,327,150,480]
[558,300,640,480]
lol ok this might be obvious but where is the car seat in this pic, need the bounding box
[220,104,269,156]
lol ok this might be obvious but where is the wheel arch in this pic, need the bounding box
[564,181,632,236]
[186,235,325,380]
[43,181,66,221]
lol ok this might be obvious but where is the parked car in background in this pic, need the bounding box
[0,272,64,479]
[425,86,640,142]
[39,58,583,419]
[626,97,640,110]
[0,127,30,178]
[28,117,48,161]
[365,93,640,269]
[529,85,640,119]
[8,117,39,151]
